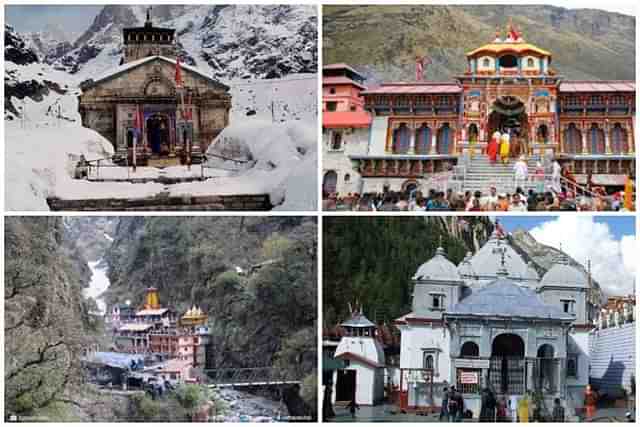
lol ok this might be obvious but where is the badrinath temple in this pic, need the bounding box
[322,24,635,196]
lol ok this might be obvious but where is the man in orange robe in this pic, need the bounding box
[584,385,597,419]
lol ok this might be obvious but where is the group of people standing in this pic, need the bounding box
[487,129,526,164]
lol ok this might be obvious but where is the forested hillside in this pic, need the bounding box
[323,216,493,326]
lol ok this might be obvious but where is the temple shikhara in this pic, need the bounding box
[79,9,231,167]
[322,23,635,197]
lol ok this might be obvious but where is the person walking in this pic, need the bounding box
[513,155,528,190]
[479,387,497,422]
[584,385,598,419]
[448,386,460,422]
[439,387,449,421]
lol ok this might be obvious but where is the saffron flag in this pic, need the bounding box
[175,56,183,88]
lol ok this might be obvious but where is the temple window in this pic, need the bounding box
[564,123,581,154]
[330,131,343,150]
[344,173,351,183]
[483,58,490,68]
[590,124,605,154]
[561,299,576,314]
[430,293,445,310]
[499,54,518,68]
[415,124,431,154]
[566,96,580,107]
[611,123,628,153]
[329,87,336,94]
[611,95,625,106]
[527,58,535,67]
[326,101,337,112]
[436,123,453,154]
[424,354,434,370]
[460,341,479,358]
[392,123,410,154]
[589,95,603,106]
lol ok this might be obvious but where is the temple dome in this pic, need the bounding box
[457,251,476,277]
[466,233,528,280]
[540,262,587,288]
[466,42,551,59]
[413,247,460,281]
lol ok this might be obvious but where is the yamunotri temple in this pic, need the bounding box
[322,26,636,197]
[79,10,231,166]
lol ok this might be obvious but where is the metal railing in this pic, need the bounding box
[204,367,301,386]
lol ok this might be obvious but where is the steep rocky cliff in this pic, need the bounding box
[4,217,93,418]
[323,5,635,83]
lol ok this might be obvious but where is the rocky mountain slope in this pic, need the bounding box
[323,5,634,83]
[4,217,95,418]
[22,5,316,81]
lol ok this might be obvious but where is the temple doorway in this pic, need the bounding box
[335,369,356,402]
[146,114,171,155]
[488,96,528,154]
[489,333,525,394]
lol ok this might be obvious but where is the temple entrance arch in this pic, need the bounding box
[323,170,338,196]
[146,113,171,155]
[488,96,528,154]
[490,333,525,394]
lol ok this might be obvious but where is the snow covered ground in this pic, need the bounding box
[5,71,317,210]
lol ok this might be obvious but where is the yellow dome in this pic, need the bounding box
[467,42,551,58]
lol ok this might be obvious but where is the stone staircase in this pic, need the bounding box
[454,155,543,194]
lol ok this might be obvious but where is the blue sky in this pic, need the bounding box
[498,216,634,240]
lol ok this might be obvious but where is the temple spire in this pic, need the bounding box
[145,6,152,27]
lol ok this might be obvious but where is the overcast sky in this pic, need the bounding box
[5,2,635,34]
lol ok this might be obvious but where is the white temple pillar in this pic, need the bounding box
[581,126,588,154]
[431,129,438,154]
[604,123,611,154]
[409,123,416,154]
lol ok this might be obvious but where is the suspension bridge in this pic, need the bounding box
[205,367,302,388]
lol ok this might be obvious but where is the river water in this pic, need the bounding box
[84,260,110,314]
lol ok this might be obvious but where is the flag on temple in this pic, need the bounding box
[175,57,183,88]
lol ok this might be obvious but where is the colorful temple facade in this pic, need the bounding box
[111,287,211,367]
[322,26,635,196]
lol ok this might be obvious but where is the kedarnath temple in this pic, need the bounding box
[79,9,232,166]
[322,23,635,196]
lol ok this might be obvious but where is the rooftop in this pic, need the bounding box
[362,82,461,95]
[119,323,154,332]
[447,278,574,321]
[136,308,169,316]
[559,81,635,93]
[341,312,376,328]
[323,75,367,90]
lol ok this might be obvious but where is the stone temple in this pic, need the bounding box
[393,229,605,416]
[78,10,232,166]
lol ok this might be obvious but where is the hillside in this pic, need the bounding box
[323,5,635,83]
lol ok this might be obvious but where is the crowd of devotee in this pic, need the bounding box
[323,165,633,212]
